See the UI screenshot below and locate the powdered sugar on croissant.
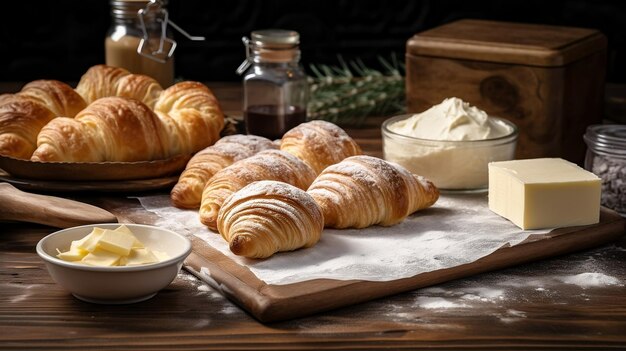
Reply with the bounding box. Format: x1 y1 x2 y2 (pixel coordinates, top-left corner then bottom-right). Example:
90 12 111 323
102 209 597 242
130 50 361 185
307 155 439 228
171 134 277 209
280 120 362 174
217 180 323 258
199 149 316 231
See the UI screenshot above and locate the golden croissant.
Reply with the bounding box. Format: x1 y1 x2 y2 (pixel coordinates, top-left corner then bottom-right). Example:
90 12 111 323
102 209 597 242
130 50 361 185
280 120 362 174
152 81 224 158
75 64 162 108
217 180 324 258
171 134 277 209
31 97 167 162
0 80 86 159
199 149 317 231
307 155 439 228
31 81 224 162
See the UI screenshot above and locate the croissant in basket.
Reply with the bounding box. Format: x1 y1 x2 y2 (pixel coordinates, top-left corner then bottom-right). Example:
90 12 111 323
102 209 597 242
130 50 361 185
31 81 224 162
217 180 324 259
307 155 439 229
75 64 163 108
0 80 87 159
171 134 277 209
1 64 224 162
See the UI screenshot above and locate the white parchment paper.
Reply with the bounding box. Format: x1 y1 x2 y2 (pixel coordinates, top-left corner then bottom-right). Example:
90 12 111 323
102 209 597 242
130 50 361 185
137 194 551 285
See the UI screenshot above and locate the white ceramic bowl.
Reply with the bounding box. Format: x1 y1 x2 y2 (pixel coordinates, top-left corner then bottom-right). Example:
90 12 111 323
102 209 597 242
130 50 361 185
36 223 192 304
382 114 518 192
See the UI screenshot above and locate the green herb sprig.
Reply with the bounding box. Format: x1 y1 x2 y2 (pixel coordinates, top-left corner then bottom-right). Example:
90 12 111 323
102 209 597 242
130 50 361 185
307 54 406 126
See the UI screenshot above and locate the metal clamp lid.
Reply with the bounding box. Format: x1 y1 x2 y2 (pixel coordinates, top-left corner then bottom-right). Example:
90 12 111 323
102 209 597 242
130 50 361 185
236 29 301 75
137 0 205 63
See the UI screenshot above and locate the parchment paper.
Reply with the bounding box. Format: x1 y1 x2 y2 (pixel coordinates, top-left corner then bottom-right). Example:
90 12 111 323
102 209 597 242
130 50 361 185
137 194 551 285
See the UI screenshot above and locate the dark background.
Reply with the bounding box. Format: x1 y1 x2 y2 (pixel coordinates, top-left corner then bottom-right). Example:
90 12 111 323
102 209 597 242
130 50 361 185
1 0 625 83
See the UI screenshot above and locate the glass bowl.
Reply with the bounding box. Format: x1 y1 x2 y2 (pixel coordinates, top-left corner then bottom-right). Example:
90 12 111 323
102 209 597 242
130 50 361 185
382 114 519 193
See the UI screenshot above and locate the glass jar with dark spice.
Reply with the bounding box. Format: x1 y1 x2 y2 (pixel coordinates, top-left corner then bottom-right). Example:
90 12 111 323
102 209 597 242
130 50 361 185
237 29 308 140
583 124 626 216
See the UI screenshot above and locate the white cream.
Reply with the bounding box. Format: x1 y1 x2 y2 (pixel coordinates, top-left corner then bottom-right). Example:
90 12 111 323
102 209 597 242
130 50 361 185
388 97 512 141
383 98 517 190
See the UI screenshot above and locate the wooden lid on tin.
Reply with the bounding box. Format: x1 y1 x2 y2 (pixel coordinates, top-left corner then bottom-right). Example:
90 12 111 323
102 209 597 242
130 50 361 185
407 19 606 67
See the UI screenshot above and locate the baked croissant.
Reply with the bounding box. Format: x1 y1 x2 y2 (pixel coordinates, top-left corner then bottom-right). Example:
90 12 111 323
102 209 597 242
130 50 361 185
171 134 277 209
75 65 163 108
280 120 362 174
18 80 87 117
0 80 86 159
152 81 224 157
31 81 224 162
307 155 439 228
31 97 167 162
217 180 324 258
199 149 317 231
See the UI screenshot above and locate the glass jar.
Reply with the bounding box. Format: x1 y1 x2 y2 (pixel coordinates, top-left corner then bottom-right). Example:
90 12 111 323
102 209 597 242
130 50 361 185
105 0 175 87
583 124 626 216
237 29 308 140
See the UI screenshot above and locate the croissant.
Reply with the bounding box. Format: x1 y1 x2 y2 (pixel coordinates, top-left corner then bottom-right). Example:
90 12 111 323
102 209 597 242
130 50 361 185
280 120 362 174
0 80 86 159
199 149 317 231
31 81 224 162
307 155 439 229
152 81 224 157
217 180 324 258
75 65 163 108
171 134 277 209
31 97 167 162
18 80 87 117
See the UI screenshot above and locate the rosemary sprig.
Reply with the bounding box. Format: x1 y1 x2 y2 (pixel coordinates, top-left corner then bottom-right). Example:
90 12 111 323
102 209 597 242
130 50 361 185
307 54 406 126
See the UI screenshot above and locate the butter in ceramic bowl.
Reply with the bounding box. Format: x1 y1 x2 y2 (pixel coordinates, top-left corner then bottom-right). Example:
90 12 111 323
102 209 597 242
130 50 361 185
37 223 191 304
382 97 518 192
55 225 169 266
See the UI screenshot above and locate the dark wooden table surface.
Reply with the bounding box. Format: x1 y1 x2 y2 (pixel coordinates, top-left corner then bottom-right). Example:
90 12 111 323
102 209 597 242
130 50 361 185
1 83 626 350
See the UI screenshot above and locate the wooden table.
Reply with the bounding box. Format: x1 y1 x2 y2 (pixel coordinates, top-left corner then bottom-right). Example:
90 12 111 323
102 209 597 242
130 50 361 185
2 83 626 350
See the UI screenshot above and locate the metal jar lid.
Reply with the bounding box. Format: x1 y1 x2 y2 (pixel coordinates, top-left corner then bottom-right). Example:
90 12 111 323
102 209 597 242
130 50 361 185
251 29 300 47
236 29 302 74
584 124 626 157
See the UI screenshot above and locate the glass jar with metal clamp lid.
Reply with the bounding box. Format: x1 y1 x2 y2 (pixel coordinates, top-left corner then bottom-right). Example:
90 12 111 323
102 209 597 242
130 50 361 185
584 124 626 216
105 0 204 87
237 29 308 139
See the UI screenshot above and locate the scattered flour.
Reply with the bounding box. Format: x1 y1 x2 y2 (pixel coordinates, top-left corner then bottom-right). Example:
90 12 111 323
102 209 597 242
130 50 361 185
556 272 622 288
498 309 527 323
415 296 469 309
197 285 211 292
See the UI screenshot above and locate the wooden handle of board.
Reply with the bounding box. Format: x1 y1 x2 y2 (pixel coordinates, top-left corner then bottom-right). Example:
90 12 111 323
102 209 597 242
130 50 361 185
0 182 118 228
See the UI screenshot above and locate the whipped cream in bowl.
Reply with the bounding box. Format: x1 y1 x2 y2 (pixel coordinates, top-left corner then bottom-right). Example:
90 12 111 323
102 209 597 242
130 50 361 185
382 97 518 192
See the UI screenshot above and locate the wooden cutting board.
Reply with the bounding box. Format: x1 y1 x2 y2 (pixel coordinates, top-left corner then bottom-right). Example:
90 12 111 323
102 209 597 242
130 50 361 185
110 199 625 323
183 208 625 322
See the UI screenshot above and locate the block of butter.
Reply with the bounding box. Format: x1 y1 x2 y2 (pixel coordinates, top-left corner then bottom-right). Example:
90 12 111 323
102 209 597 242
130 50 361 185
488 158 601 230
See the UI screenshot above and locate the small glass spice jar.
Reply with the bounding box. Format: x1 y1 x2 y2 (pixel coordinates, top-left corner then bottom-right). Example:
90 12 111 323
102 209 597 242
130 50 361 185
237 29 308 140
106 0 175 87
583 124 626 216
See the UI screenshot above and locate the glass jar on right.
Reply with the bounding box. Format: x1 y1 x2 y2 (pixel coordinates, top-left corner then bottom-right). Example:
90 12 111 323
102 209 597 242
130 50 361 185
583 124 626 216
